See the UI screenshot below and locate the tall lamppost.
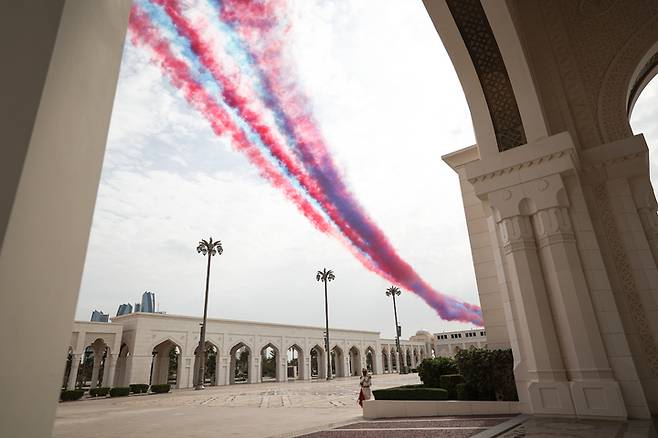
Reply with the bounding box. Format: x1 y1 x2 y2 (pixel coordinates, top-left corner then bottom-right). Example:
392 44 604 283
386 286 403 374
195 237 223 390
316 268 335 381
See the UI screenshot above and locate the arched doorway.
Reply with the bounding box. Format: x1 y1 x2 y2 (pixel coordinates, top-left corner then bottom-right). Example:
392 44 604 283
229 343 251 384
78 338 109 390
330 346 344 377
348 346 361 376
382 349 389 373
193 342 219 387
365 347 375 373
310 345 324 379
260 344 279 382
150 339 181 388
391 349 398 372
405 349 412 371
287 345 303 380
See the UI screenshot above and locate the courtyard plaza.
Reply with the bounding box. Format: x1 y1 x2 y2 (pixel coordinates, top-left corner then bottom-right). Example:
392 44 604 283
53 373 418 438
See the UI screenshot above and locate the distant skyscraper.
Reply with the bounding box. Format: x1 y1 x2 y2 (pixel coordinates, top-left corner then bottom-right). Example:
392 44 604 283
134 303 141 312
116 303 133 316
141 291 156 313
90 310 109 322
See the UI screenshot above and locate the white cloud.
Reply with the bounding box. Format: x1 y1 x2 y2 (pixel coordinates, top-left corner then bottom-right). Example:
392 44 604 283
78 0 481 338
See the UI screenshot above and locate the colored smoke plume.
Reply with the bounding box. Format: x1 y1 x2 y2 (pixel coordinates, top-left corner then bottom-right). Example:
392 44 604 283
128 0 483 326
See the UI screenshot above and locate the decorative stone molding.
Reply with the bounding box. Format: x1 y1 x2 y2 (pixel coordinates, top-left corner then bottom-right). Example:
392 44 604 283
446 0 526 152
467 150 572 185
592 183 658 377
597 12 658 143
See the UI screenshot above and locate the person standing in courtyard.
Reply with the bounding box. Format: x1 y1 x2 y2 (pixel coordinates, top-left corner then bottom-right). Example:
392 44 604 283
358 368 372 407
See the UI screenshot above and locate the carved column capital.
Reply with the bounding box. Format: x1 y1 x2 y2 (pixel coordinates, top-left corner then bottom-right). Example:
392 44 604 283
532 207 575 248
498 215 535 254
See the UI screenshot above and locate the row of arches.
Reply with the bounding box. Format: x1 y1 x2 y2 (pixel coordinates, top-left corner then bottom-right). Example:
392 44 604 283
63 337 427 390
150 339 381 386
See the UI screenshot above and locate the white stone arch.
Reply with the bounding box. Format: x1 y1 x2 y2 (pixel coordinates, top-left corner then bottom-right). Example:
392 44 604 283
286 343 304 380
598 21 658 142
381 346 390 373
229 342 252 385
193 340 220 387
309 344 326 379
348 345 361 376
259 342 281 382
330 345 345 377
364 346 376 374
150 338 183 388
79 338 110 389
423 0 547 160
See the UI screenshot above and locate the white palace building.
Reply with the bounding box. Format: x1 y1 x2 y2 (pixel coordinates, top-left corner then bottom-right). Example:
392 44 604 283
63 313 485 390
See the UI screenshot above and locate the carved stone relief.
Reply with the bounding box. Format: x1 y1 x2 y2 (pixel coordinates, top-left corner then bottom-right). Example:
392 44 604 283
592 184 658 376
446 0 527 152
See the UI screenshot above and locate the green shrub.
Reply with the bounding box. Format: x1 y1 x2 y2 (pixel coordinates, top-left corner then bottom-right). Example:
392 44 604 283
129 384 149 394
89 387 110 397
417 357 458 388
439 374 464 399
60 389 85 402
109 387 130 397
456 383 467 400
150 384 171 394
410 368 418 373
454 348 518 401
373 385 448 401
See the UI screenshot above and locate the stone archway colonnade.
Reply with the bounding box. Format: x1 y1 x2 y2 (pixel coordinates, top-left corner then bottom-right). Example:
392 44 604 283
64 313 429 390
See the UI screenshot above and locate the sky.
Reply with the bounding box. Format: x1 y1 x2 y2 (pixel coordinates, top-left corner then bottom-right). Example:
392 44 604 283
76 0 658 340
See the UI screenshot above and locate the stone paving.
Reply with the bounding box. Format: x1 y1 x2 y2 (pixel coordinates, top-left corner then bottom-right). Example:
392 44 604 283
295 416 514 438
52 373 420 438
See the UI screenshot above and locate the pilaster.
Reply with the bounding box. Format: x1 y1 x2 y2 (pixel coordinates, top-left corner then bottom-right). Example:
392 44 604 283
67 354 80 390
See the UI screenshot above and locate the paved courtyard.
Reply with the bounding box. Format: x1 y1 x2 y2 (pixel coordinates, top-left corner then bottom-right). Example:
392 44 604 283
53 373 420 438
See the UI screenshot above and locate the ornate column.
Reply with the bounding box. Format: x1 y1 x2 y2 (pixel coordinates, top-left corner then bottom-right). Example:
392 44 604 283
102 354 116 388
494 210 574 416
90 349 102 389
533 205 626 418
67 354 80 390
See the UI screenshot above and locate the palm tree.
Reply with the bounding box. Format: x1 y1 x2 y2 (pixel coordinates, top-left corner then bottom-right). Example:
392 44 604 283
317 268 335 380
386 286 403 374
195 237 223 389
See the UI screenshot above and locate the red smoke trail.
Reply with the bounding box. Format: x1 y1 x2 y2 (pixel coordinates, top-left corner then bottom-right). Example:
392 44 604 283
128 4 332 235
218 0 483 325
149 0 386 276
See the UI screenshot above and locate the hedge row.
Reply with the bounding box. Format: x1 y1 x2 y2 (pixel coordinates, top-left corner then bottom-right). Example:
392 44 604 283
60 390 85 402
110 387 130 397
89 387 110 397
150 384 171 394
373 385 448 401
61 384 171 401
130 384 149 394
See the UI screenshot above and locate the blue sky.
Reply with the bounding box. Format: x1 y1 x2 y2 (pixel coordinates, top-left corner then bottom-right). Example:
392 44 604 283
76 0 658 340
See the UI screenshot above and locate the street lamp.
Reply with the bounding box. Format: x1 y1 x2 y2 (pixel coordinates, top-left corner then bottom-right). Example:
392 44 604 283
316 268 335 381
195 237 223 390
385 286 403 374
